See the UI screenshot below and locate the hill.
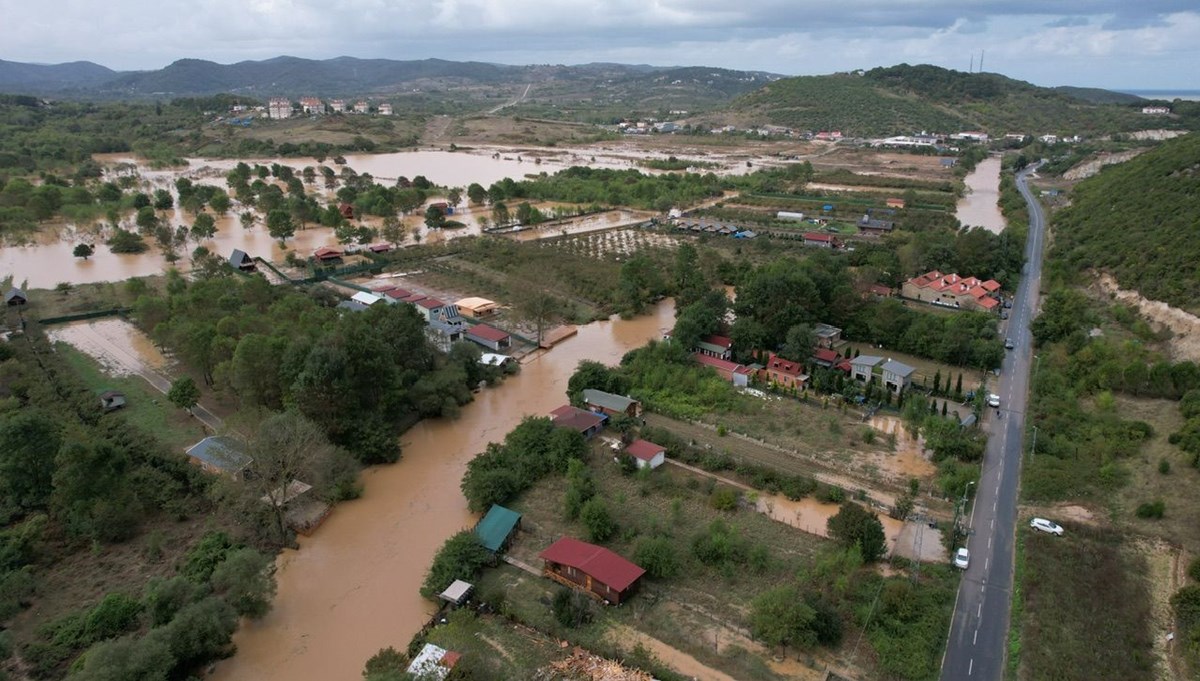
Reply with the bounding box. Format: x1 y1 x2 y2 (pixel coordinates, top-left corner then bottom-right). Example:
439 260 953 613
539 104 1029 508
1051 132 1200 313
0 58 118 91
730 64 1180 137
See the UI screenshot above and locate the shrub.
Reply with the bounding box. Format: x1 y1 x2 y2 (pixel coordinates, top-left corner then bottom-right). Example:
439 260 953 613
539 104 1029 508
580 498 617 543
1135 500 1165 519
1159 459 1171 475
709 487 739 511
826 502 886 562
633 537 680 579
552 589 593 628
1188 557 1200 584
419 531 491 599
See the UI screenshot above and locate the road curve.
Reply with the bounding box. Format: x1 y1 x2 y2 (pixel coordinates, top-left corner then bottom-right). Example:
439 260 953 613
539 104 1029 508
940 163 1046 681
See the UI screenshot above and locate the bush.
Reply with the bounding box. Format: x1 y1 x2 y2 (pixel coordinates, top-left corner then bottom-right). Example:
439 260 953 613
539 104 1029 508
419 531 491 599
1190 557 1200 584
1135 500 1165 519
82 593 143 644
826 502 886 562
179 532 236 583
552 589 593 628
580 498 617 542
709 487 739 511
633 537 681 579
1159 458 1171 475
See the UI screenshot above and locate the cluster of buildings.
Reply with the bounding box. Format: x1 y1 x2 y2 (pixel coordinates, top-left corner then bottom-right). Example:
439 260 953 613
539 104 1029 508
901 270 1002 313
690 327 920 396
264 97 393 120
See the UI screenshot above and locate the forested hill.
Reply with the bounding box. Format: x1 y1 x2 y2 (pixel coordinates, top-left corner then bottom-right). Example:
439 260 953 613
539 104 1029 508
730 64 1180 137
1051 132 1200 313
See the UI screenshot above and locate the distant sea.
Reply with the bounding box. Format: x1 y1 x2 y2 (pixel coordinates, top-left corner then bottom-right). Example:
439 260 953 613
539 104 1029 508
1115 89 1200 102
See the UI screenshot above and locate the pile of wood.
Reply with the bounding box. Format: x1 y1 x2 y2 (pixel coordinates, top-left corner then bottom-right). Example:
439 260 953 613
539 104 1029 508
537 647 656 681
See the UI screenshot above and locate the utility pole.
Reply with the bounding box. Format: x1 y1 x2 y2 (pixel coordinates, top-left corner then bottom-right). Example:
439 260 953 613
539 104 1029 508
951 481 976 546
1030 425 1038 460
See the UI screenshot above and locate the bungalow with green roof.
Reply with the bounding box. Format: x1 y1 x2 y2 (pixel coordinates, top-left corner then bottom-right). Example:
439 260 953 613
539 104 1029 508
582 388 641 418
474 504 522 554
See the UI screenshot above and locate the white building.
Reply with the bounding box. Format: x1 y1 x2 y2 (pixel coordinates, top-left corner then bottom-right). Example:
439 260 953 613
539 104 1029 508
353 101 370 114
267 98 292 120
377 103 393 115
329 99 347 113
1142 106 1171 115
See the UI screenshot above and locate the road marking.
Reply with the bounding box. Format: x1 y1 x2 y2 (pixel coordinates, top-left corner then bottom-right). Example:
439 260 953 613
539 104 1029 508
986 557 990 570
977 603 982 618
993 500 997 512
974 629 978 645
990 518 994 529
989 536 993 549
969 658 974 675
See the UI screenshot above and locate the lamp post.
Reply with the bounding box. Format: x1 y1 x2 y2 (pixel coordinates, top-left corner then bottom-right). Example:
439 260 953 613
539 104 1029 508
1030 425 1038 460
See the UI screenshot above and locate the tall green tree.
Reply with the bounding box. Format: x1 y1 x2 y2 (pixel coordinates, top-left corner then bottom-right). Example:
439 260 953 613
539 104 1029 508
266 209 295 243
167 377 200 412
0 410 62 514
826 501 887 562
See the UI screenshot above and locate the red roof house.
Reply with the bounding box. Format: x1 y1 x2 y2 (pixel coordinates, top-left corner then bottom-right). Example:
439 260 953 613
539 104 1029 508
338 203 355 220
764 352 808 389
466 323 511 351
696 334 733 359
902 270 1002 312
540 537 646 604
694 353 754 386
313 246 344 262
624 439 666 470
550 406 605 439
382 287 414 300
803 232 842 249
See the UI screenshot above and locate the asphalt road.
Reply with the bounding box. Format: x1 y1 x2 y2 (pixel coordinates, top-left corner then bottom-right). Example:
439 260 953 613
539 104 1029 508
940 163 1046 681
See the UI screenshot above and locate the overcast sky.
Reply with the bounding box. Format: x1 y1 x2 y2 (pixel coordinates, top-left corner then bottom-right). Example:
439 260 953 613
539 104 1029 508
4 1 1198 90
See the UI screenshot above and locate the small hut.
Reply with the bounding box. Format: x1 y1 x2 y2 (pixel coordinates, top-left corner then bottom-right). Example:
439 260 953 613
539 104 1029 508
99 390 126 412
4 288 27 306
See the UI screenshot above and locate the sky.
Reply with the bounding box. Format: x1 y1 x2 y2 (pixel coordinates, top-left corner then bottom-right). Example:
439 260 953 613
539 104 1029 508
3 0 1198 90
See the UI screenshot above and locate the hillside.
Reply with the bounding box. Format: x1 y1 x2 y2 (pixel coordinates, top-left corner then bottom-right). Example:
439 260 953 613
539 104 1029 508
730 64 1181 137
0 58 118 91
1051 132 1200 313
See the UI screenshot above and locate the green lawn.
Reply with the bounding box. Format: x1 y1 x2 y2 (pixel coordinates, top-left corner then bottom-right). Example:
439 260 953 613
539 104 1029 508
56 343 208 452
422 608 567 679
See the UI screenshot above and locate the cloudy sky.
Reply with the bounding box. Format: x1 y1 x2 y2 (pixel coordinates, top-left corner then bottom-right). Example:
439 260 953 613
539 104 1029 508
4 0 1198 90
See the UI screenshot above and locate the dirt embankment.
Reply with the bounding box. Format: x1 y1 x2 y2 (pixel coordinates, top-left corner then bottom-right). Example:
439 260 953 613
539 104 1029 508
1063 149 1146 181
1093 272 1200 362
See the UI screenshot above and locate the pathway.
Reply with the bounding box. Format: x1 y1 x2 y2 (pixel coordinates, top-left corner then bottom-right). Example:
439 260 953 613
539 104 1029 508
487 83 533 115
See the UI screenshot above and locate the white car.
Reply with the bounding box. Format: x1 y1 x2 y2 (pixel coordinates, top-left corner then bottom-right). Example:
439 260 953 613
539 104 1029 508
1029 518 1065 536
954 547 970 569
987 393 1001 408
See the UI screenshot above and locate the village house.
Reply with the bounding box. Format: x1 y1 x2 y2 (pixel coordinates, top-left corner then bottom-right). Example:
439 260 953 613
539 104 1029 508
582 389 642 418
312 246 344 263
813 323 842 349
1141 106 1171 115
474 504 522 554
867 284 894 299
811 348 851 372
539 536 646 605
763 352 808 390
4 288 27 306
623 439 666 470
299 97 323 114
550 405 606 439
465 323 511 351
368 243 392 254
267 98 292 119
406 643 462 680
694 353 754 387
696 334 733 360
950 131 990 142
185 436 253 481
456 296 499 319
350 291 385 307
99 390 126 412
880 359 916 394
857 215 895 235
803 232 842 249
338 202 355 220
378 103 394 115
426 319 466 351
902 270 1001 313
939 157 957 168
886 198 906 209
353 101 370 114
328 99 347 113
413 297 451 322
229 249 255 272
850 355 884 383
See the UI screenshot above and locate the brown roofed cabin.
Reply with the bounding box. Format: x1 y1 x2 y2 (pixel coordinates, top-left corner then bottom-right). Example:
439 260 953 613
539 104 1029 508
313 246 344 263
540 537 646 605
549 405 606 439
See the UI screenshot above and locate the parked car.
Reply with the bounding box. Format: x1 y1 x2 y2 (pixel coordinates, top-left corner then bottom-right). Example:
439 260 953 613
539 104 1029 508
1000 311 1009 320
987 393 1001 408
1005 338 1015 349
954 547 970 569
1029 518 1065 536
1004 299 1013 309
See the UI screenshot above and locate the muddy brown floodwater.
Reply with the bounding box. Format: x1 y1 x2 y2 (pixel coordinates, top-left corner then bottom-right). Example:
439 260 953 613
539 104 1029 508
208 300 676 681
955 156 1006 234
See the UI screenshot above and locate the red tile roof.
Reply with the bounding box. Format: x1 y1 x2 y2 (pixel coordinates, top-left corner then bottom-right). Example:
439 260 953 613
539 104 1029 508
549 405 605 434
382 288 414 299
368 243 392 253
415 298 445 309
981 280 1001 292
869 284 893 296
539 537 646 593
812 348 841 364
701 334 732 350
803 232 834 242
440 651 461 669
624 439 665 462
467 324 509 343
695 353 744 374
401 293 428 303
767 353 805 378
313 246 343 259
976 296 1000 309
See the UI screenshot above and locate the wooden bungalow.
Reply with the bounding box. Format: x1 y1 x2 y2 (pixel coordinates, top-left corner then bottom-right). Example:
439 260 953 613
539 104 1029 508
581 388 641 418
229 249 256 272
549 405 606 439
540 537 646 605
474 504 522 554
313 246 344 263
4 288 26 306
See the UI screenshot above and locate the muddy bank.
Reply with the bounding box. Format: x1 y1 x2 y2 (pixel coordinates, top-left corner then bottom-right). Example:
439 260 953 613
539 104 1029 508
208 300 675 681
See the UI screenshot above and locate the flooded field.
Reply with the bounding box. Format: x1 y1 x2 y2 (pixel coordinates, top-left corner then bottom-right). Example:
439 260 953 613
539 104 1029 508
955 156 1006 234
208 299 676 681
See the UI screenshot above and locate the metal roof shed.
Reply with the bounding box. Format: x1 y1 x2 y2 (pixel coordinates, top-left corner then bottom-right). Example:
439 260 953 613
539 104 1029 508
474 505 522 553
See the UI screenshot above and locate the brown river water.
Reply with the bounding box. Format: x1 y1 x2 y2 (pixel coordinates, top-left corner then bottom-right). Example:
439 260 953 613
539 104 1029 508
208 299 676 681
954 156 1006 234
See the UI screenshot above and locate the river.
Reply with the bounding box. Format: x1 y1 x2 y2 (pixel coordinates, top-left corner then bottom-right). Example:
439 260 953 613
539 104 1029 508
208 299 676 681
954 156 1006 234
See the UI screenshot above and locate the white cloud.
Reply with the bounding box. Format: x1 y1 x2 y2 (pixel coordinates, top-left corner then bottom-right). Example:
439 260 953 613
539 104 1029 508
0 0 1195 87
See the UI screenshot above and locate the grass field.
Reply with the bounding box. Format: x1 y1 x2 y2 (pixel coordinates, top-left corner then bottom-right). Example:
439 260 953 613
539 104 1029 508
56 343 208 452
421 608 568 678
1015 522 1155 681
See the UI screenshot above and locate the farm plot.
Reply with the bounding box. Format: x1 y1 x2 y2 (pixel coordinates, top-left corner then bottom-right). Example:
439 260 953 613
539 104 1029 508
547 228 679 259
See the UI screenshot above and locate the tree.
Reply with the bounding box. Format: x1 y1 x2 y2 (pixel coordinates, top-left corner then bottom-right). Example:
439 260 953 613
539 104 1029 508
239 211 255 230
567 360 629 403
492 201 510 226
447 188 462 207
363 647 409 680
781 323 816 363
210 547 277 618
167 377 200 412
73 243 95 260
673 242 708 307
159 597 237 672
563 458 595 521
826 501 887 562
135 205 158 233
750 585 818 651
190 212 217 241
419 531 491 599
266 209 295 243
514 288 560 346
153 188 174 211
633 536 680 578
381 215 404 245
580 498 616 542
424 205 445 230
142 576 205 627
0 410 62 514
209 191 232 215
467 183 487 206
71 633 174 681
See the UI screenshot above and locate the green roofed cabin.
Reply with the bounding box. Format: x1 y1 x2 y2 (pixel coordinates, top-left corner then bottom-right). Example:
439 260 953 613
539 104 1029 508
474 504 522 554
186 435 253 481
